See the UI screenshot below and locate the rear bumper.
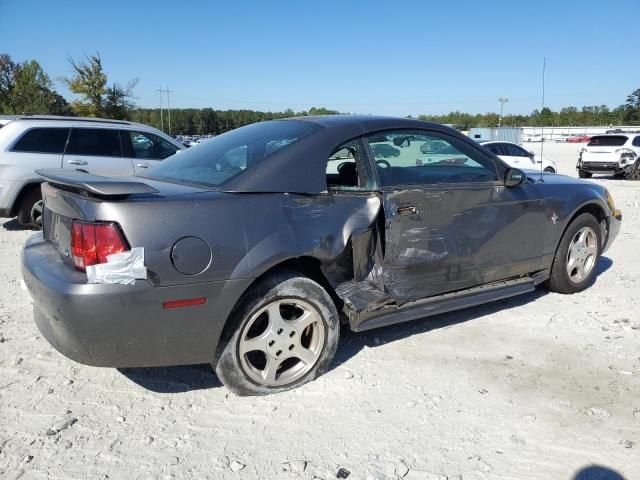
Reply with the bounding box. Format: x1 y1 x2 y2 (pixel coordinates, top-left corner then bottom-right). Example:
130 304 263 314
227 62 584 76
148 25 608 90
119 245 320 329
22 234 251 368
578 161 626 174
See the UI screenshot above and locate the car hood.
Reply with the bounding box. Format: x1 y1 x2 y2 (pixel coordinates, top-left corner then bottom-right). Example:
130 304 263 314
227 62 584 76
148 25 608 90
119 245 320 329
521 169 598 186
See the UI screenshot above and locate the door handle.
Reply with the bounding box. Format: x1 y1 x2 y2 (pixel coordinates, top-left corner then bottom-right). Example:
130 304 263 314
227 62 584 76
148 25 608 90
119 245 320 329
397 205 417 216
67 159 88 166
137 163 150 168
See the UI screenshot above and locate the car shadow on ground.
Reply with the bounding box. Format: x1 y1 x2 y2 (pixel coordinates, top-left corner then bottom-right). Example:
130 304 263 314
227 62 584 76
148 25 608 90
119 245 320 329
573 465 626 480
1 218 38 231
118 363 221 393
119 256 613 393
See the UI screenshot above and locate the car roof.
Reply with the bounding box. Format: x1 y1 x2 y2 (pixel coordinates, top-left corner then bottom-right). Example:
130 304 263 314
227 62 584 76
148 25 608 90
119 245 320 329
221 115 477 194
287 114 447 134
9 115 149 129
1 115 182 147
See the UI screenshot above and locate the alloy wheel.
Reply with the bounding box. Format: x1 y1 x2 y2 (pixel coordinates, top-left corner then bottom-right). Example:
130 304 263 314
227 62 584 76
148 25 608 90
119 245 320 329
566 226 597 283
238 299 325 387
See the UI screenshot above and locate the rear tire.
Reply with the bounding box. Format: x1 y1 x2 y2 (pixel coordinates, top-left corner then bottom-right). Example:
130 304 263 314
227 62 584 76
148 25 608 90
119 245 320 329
16 188 43 228
546 213 601 294
578 169 592 178
214 271 340 396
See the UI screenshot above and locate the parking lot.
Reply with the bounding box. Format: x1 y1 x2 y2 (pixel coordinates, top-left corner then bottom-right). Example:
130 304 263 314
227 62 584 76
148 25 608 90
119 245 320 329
0 142 638 479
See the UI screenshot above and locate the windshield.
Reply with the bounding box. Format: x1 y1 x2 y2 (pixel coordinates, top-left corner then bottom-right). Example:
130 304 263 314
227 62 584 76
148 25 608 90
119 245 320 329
587 135 628 147
143 120 321 188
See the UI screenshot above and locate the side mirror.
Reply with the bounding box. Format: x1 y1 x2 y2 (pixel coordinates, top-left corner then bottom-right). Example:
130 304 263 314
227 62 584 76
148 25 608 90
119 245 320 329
505 168 526 187
528 151 535 159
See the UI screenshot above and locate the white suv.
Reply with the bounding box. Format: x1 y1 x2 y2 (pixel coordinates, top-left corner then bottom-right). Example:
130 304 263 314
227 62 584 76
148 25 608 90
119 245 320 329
0 116 184 227
577 134 640 179
480 140 558 173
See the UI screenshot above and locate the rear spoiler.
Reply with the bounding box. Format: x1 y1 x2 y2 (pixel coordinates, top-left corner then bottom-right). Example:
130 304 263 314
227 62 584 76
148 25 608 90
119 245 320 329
36 169 158 196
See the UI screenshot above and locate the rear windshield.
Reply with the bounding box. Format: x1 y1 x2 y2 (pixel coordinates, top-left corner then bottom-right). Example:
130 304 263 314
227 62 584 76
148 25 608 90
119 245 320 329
587 136 628 147
143 120 321 188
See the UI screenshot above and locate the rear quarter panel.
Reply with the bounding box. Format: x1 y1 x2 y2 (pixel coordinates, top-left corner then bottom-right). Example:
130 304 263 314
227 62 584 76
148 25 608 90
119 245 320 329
75 190 380 288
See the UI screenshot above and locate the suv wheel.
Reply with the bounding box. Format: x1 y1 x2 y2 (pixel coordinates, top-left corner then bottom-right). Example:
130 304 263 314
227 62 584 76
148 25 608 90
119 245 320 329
546 213 601 294
17 188 43 228
215 271 340 396
626 161 640 180
578 169 592 178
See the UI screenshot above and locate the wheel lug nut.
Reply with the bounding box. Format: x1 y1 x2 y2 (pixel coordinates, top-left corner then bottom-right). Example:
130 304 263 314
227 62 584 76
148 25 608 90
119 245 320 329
276 350 282 357
289 331 295 337
268 340 275 347
277 328 283 335
289 344 294 351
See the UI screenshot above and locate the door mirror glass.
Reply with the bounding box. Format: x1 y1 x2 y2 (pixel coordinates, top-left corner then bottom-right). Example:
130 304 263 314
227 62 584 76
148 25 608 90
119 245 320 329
528 151 535 159
505 168 526 187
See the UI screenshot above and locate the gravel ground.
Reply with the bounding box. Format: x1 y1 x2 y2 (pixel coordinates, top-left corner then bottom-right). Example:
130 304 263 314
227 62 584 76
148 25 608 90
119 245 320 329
0 142 639 480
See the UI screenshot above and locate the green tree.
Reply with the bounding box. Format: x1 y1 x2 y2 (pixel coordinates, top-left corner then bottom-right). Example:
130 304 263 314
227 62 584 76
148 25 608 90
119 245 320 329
103 80 138 119
623 88 640 122
63 53 137 118
0 53 72 115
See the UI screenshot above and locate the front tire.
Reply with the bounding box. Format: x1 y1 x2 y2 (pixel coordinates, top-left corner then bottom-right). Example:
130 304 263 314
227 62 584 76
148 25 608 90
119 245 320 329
626 162 640 180
546 213 601 294
544 167 556 173
578 169 592 179
215 271 340 396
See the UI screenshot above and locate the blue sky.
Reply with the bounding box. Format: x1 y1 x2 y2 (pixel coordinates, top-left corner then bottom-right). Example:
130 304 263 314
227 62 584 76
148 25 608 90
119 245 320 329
1 0 638 116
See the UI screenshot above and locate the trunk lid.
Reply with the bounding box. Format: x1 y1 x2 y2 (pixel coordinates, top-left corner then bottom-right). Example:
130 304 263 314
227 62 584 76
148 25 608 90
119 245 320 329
38 169 211 264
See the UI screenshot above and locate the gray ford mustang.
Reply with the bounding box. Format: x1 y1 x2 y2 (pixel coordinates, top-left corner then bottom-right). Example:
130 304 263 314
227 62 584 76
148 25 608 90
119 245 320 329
22 115 622 395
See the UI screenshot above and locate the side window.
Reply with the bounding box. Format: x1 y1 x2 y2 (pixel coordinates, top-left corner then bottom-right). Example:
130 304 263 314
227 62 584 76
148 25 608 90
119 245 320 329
484 143 504 156
633 136 640 147
326 141 362 190
365 130 498 187
126 131 178 160
503 144 529 157
66 129 122 157
12 128 70 154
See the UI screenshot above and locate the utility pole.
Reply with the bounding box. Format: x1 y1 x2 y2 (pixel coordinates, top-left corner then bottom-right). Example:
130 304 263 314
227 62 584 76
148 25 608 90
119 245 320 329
165 87 173 135
156 87 173 135
156 87 164 132
498 97 509 127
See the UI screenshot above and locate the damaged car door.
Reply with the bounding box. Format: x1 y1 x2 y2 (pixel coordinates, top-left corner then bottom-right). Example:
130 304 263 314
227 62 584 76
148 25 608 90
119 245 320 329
365 130 547 302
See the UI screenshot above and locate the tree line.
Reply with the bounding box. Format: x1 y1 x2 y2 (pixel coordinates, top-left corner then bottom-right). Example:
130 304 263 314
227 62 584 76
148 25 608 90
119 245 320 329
1 52 639 135
417 102 640 131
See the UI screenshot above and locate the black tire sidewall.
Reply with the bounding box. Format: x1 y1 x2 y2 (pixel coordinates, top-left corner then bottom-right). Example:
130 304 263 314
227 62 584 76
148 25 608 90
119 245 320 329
215 272 340 396
548 213 602 294
17 188 42 226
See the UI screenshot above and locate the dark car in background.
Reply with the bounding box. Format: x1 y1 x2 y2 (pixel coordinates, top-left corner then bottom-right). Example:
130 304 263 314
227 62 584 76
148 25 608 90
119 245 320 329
22 116 621 395
371 143 400 158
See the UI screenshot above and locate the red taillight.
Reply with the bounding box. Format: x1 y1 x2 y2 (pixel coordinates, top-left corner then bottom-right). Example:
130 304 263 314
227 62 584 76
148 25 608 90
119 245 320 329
70 221 129 271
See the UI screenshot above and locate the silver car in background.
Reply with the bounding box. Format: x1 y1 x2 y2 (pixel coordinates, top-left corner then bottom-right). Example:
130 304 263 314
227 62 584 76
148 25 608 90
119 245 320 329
0 116 184 227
